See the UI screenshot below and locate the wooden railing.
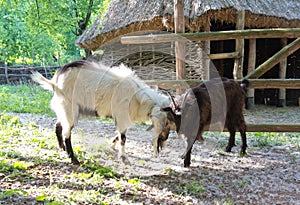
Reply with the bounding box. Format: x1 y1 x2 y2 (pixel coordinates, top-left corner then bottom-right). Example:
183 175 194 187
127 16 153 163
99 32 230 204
0 65 58 84
145 79 300 89
145 79 300 133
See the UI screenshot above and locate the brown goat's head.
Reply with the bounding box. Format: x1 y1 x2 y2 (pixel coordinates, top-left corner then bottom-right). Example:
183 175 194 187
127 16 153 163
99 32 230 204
160 92 184 133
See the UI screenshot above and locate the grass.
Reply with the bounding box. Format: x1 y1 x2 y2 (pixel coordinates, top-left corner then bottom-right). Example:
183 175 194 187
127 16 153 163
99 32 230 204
249 132 300 149
0 84 52 115
0 112 130 204
204 131 300 152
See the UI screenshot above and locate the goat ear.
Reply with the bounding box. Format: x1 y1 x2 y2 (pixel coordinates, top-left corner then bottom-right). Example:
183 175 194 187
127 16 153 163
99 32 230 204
160 107 177 122
161 106 181 116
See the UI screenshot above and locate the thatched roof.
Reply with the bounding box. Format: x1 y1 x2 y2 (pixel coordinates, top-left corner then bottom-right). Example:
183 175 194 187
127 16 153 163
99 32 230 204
76 0 300 51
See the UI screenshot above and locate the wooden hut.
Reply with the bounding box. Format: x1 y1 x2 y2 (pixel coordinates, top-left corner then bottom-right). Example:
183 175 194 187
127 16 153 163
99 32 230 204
76 0 300 106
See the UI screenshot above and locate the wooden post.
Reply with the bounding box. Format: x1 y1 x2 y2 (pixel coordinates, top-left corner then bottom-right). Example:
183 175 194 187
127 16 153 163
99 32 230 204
218 41 224 77
171 42 174 64
233 10 245 79
126 44 130 64
203 20 210 79
139 45 142 66
278 38 287 107
174 0 186 94
247 39 256 109
4 61 10 84
42 57 48 78
152 45 155 63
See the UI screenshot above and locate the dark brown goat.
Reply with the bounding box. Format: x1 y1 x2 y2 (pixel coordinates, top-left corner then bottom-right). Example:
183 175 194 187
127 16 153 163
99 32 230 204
162 78 250 167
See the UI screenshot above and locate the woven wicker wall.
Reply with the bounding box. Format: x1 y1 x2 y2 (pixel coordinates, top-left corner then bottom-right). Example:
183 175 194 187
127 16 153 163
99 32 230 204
100 40 204 80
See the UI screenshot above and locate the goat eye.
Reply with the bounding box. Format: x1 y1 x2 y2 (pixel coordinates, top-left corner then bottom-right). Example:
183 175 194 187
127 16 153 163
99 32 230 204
175 108 182 115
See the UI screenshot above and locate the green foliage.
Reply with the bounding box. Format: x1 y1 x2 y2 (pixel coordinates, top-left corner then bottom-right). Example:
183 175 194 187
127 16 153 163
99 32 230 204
185 182 206 194
82 159 118 179
0 0 110 65
250 132 300 148
0 84 52 115
0 189 28 200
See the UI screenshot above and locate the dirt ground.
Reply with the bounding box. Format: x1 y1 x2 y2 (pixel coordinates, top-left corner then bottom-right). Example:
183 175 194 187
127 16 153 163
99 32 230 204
12 105 300 204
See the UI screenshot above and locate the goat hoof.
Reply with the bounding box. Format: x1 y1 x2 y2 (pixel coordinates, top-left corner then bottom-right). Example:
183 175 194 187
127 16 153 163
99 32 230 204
71 158 80 165
225 146 232 152
120 155 130 165
153 151 159 158
196 135 205 141
240 152 247 157
60 145 66 151
240 148 247 156
110 142 118 150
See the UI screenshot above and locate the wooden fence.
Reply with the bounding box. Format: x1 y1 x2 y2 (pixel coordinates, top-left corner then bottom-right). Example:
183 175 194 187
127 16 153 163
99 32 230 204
0 65 59 84
145 79 300 90
0 65 299 132
145 79 300 132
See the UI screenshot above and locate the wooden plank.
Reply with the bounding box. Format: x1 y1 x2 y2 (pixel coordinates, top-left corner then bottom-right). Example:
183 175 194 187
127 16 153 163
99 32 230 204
121 28 300 44
203 124 300 132
245 124 300 132
233 10 245 80
245 38 300 79
209 52 238 60
146 79 300 90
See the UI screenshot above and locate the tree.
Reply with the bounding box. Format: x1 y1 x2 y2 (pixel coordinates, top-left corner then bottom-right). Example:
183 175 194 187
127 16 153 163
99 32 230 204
0 0 110 65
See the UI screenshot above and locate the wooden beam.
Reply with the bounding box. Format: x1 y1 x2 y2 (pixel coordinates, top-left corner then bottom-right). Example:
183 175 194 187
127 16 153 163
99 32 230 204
121 28 300 44
209 52 239 60
203 124 300 132
245 38 300 79
245 124 300 132
233 10 245 79
146 79 300 90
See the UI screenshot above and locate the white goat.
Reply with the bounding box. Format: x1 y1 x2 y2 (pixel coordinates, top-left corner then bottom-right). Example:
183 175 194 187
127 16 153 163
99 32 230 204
31 60 174 164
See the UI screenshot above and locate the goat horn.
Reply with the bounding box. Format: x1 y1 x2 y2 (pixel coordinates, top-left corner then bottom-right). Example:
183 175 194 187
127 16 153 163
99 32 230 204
159 88 178 109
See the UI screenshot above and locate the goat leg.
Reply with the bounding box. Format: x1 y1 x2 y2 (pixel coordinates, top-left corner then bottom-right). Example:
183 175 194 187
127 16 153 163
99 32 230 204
117 132 130 164
183 146 193 168
181 134 197 167
226 130 236 152
65 137 80 165
196 132 204 142
111 135 119 150
55 122 65 150
240 130 247 154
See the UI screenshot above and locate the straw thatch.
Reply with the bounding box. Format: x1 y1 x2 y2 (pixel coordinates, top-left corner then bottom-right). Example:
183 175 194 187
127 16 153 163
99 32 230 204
76 0 300 51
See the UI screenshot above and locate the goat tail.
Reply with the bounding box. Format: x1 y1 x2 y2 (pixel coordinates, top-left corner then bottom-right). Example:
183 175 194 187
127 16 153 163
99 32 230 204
240 79 250 92
31 71 56 92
